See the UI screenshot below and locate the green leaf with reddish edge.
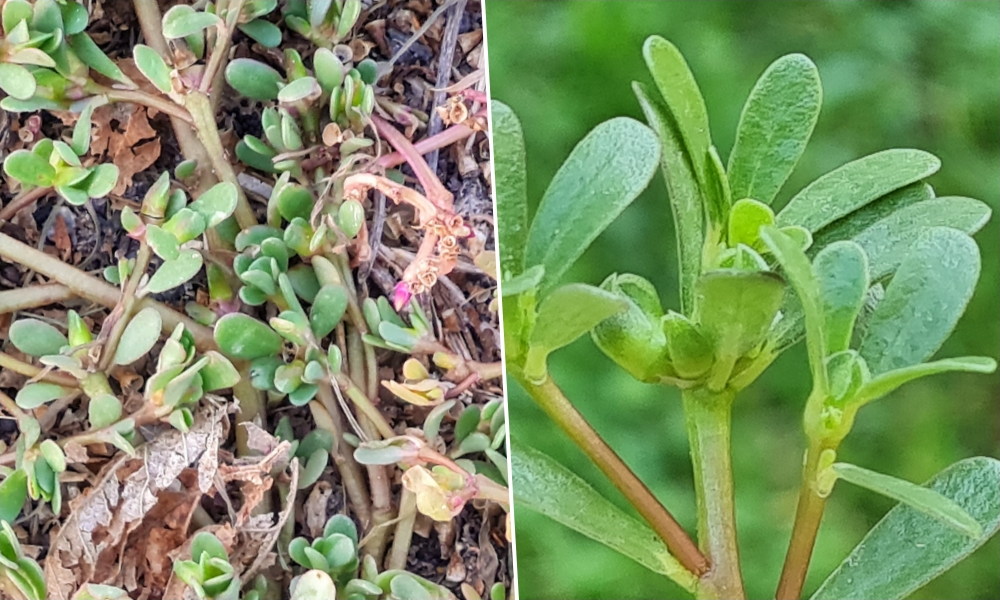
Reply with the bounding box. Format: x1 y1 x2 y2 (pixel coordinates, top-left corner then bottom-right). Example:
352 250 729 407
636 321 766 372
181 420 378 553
523 283 627 382
812 458 1000 600
859 227 979 374
525 118 659 290
113 307 162 365
777 149 940 232
214 313 283 360
9 318 67 357
225 58 284 100
3 149 56 187
161 5 221 39
133 44 171 94
510 440 697 591
0 62 36 100
145 249 203 294
728 53 822 205
15 382 69 409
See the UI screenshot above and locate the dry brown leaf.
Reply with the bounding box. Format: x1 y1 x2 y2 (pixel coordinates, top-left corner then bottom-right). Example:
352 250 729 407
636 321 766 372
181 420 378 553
43 406 226 599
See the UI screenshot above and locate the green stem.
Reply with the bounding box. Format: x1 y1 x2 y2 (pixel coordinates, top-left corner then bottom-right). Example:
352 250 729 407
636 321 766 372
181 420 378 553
0 232 215 349
518 373 708 576
0 284 75 313
185 91 257 229
775 441 830 600
312 389 373 524
0 352 78 388
96 241 152 371
683 388 745 600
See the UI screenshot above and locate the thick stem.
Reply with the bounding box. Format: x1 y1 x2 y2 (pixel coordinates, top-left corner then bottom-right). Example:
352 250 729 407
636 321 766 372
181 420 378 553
0 352 79 388
185 91 257 229
312 389 373 524
0 232 215 349
92 86 193 123
0 186 52 222
374 117 481 171
387 489 417 570
519 374 707 576
371 115 453 210
683 388 745 600
0 284 75 313
775 442 830 600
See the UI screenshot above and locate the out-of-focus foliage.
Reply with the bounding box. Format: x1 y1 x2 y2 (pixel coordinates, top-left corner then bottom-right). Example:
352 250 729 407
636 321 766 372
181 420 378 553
486 1 999 598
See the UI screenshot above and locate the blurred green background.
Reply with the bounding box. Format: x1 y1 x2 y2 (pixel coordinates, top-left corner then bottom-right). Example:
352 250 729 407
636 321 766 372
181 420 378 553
486 1 1000 599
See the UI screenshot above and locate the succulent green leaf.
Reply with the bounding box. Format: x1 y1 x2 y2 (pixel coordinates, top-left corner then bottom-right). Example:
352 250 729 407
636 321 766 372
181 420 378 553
524 284 627 382
4 149 56 187
814 241 868 355
15 382 68 409
84 163 118 198
276 183 314 222
9 318 67 357
859 227 979 374
310 284 348 339
662 311 714 379
225 58 283 100
336 199 364 238
0 62 36 100
777 149 941 232
511 441 697 591
133 44 172 94
313 47 344 92
812 458 1000 600
853 356 996 407
88 393 123 429
833 462 982 538
761 226 828 389
811 182 933 251
642 36 710 185
695 270 784 364
214 313 283 359
2 0 32 34
851 197 991 282
145 249 203 294
199 351 241 391
113 307 162 365
188 182 238 227
278 76 321 104
633 82 703 312
161 5 221 39
0 469 27 523
525 118 659 288
590 273 670 383
68 33 131 85
492 101 528 278
728 198 774 249
238 19 282 48
728 53 822 205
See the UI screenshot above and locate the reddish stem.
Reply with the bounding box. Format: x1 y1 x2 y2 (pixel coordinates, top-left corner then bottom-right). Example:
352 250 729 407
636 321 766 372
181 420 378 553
371 115 454 211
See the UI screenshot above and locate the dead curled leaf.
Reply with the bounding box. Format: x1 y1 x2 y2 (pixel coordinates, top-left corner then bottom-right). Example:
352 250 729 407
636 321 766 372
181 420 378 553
43 405 227 600
90 104 162 195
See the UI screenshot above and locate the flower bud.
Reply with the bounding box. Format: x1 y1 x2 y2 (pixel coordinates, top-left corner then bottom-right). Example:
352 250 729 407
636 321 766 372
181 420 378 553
661 311 714 379
590 273 671 383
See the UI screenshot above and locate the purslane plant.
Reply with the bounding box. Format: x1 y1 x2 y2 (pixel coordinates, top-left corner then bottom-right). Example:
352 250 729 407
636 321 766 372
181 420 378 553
497 36 999 600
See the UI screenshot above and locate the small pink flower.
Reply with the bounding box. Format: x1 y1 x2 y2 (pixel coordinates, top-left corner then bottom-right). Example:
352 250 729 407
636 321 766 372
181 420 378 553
393 281 413 310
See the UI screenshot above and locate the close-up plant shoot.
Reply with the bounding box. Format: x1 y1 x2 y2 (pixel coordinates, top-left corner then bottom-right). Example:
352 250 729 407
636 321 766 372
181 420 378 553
495 21 998 600
0 1 509 599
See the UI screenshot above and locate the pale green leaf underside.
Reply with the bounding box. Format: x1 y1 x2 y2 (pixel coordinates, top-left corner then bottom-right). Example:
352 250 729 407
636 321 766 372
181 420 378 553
859 227 979 374
833 462 982 538
728 53 822 205
492 101 529 279
634 82 702 313
777 149 940 232
525 118 660 288
812 457 1000 600
510 440 697 592
113 306 163 365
